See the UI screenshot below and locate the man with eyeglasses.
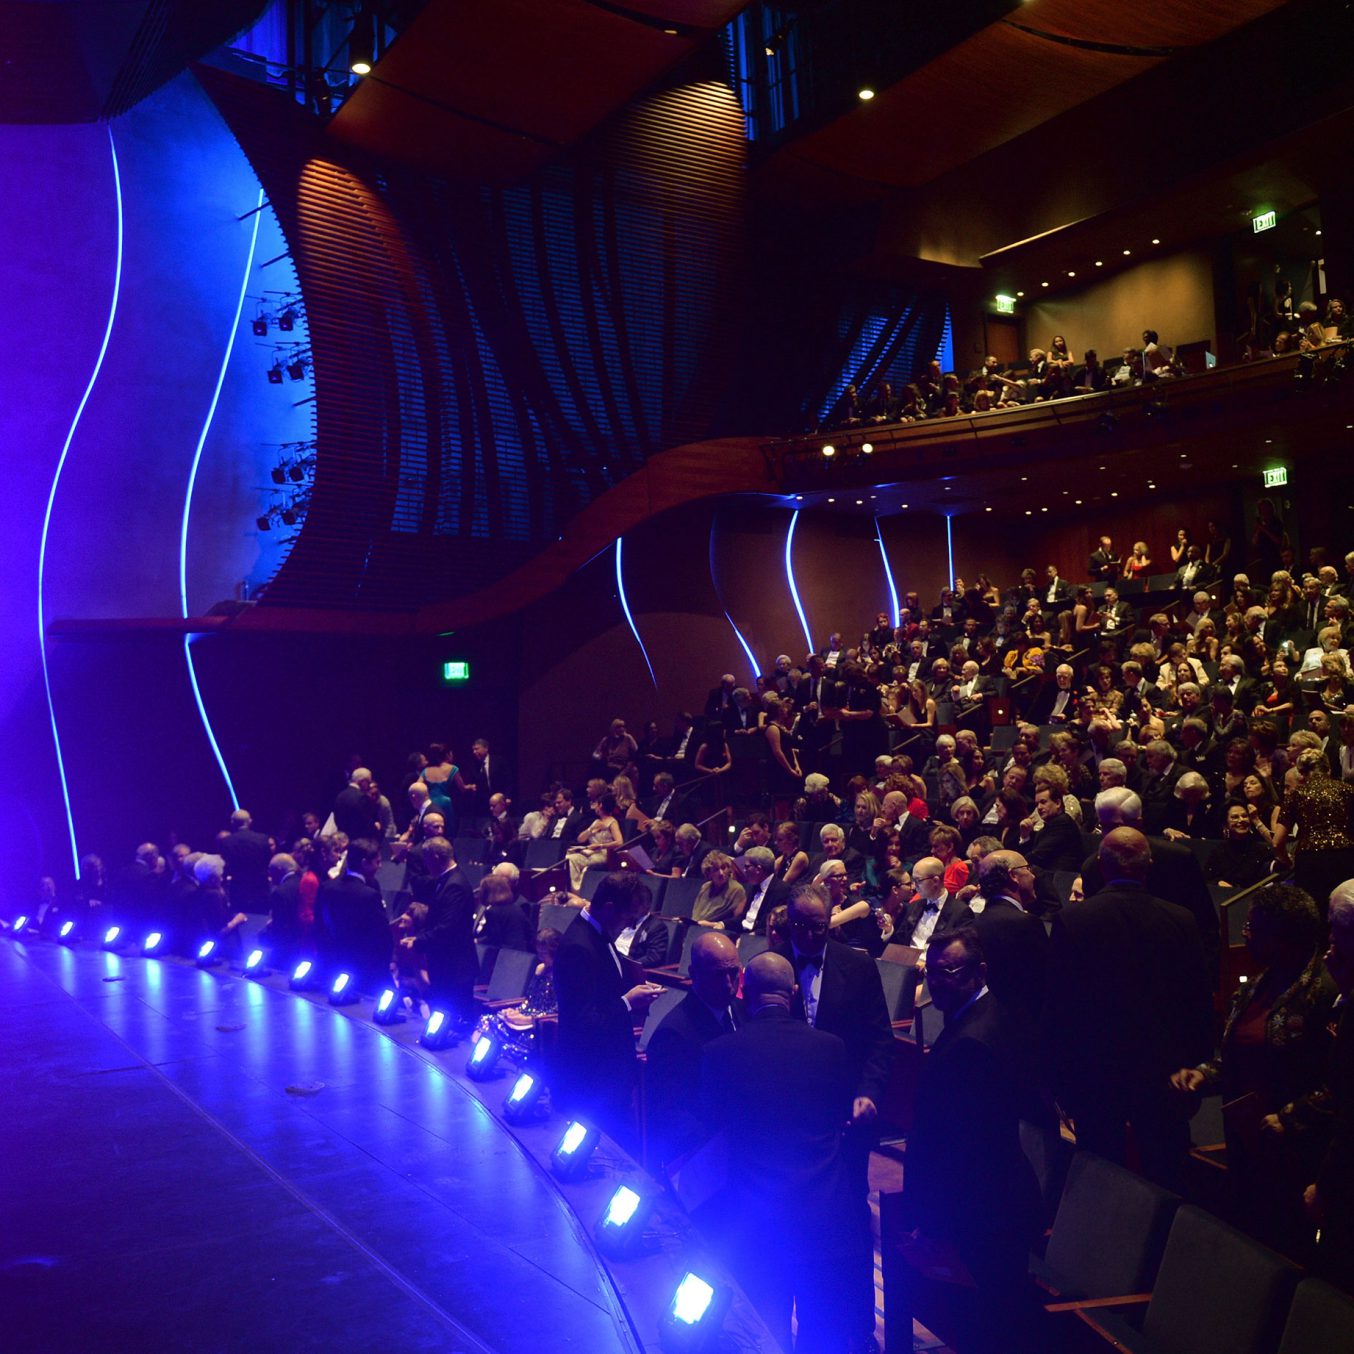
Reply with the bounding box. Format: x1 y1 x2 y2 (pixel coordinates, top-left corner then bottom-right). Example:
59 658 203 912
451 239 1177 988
777 884 894 1350
965 850 1049 1019
902 927 1043 1352
898 856 966 952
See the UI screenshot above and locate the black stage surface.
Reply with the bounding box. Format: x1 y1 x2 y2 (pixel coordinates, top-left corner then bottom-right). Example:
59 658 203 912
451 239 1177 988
0 937 667 1353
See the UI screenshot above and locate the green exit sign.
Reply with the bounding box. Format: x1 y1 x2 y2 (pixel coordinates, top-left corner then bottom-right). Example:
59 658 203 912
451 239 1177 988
994 293 1016 314
1252 210 1277 234
1263 466 1287 488
441 660 470 684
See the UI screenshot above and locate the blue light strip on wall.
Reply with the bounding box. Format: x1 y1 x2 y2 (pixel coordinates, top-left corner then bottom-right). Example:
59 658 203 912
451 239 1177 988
874 517 900 624
784 509 813 654
946 514 956 589
177 188 263 811
707 516 759 680
615 537 657 687
723 611 760 681
37 126 123 876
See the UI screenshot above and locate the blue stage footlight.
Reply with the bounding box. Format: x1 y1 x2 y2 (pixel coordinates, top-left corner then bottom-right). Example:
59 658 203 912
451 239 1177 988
420 1009 456 1050
142 930 164 954
596 1183 653 1258
550 1120 600 1180
196 940 220 967
242 948 269 977
101 925 122 950
11 914 30 934
465 1033 501 1081
373 989 405 1025
660 1272 729 1351
502 1070 545 1123
58 920 78 945
329 971 359 1006
289 959 321 991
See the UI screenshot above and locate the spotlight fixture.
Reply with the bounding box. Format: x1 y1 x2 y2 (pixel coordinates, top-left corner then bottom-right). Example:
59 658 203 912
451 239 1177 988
101 925 123 951
374 989 405 1026
243 948 268 977
277 308 297 333
329 971 359 1005
596 1184 654 1258
196 940 220 967
465 1033 502 1081
659 1272 730 1352
280 508 299 527
861 442 873 454
288 464 305 482
290 959 321 991
143 930 164 954
502 1070 546 1123
551 1120 600 1180
256 515 272 532
251 317 269 337
58 920 77 945
349 9 375 75
821 444 836 458
10 914 30 934
420 1009 456 1050
858 87 875 101
267 364 284 384
271 467 287 485
286 359 307 382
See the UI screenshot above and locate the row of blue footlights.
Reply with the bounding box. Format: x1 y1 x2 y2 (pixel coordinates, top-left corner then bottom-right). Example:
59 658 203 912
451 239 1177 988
4 915 726 1345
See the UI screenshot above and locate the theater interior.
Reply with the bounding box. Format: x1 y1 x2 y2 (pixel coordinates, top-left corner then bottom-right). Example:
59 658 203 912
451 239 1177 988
5 0 1354 1350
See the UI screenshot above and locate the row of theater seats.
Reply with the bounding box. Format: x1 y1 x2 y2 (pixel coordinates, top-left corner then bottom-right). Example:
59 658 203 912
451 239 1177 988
880 1147 1354 1354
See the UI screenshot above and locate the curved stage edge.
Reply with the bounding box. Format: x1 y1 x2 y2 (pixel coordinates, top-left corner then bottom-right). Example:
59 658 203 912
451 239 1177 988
0 935 776 1354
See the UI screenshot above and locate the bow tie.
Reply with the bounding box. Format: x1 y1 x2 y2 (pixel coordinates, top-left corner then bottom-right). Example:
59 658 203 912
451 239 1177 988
923 901 940 913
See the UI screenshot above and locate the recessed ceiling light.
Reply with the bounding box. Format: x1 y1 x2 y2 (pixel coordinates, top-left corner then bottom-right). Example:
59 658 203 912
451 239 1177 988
1020 476 1028 481
827 497 835 503
858 87 875 101
1151 238 1161 245
985 506 992 512
1067 271 1076 278
1074 498 1083 504
1040 506 1048 512
1095 260 1103 267
1110 491 1118 497
900 503 908 509
1316 229 1323 236
1265 439 1273 444
795 494 803 500
1025 510 1033 516
1016 290 1025 297
856 499 864 505
1123 249 1131 256
1041 281 1049 287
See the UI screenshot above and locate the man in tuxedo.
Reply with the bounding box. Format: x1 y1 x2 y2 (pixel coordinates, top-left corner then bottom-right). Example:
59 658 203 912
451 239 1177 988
1043 563 1072 611
665 712 698 778
467 737 508 812
966 851 1049 1019
1046 829 1213 1191
896 856 968 950
397 781 434 848
1216 654 1258 713
1120 659 1159 712
415 836 478 1021
1099 586 1134 643
334 768 382 842
545 787 587 843
645 931 742 1166
1296 575 1326 643
777 885 894 1346
553 873 663 1148
704 673 736 720
736 847 788 935
316 837 392 989
950 660 989 715
644 772 682 827
219 809 273 912
673 823 712 877
1078 786 1219 984
1176 549 1216 593
722 687 757 737
1028 663 1080 725
261 852 302 965
1307 883 1354 1289
882 790 931 860
1139 740 1185 835
1088 535 1121 582
1018 784 1084 871
700 952 860 1352
903 928 1044 1353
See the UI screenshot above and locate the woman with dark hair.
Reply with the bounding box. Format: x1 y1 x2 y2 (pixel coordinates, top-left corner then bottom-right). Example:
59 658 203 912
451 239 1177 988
693 720 733 809
566 791 623 890
1249 719 1285 788
1273 749 1354 911
1220 738 1255 801
1173 884 1336 1260
1241 773 1281 848
763 698 803 817
1208 802 1274 890
1170 527 1191 567
424 743 472 835
994 790 1028 851
1255 655 1299 729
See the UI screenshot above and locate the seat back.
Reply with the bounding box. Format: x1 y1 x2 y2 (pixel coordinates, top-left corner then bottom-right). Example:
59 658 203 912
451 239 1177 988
1019 1120 1073 1228
737 933 769 964
637 985 686 1050
677 925 701 977
1277 1278 1354 1354
660 876 703 919
537 901 579 936
484 947 535 1001
1143 1205 1299 1354
1043 1152 1179 1299
875 956 921 1021
523 838 565 870
453 835 487 865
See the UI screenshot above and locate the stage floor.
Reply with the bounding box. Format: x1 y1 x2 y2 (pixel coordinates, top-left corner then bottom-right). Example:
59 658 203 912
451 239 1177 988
0 939 642 1353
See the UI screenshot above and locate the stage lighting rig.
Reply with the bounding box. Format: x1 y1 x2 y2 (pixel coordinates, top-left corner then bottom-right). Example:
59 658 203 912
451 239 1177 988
502 1070 546 1123
659 1272 730 1351
550 1120 600 1180
329 972 360 1006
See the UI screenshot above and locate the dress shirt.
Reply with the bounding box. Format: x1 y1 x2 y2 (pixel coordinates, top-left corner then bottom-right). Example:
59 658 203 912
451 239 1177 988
1046 580 1060 603
908 892 948 950
654 791 675 821
742 877 772 932
1051 689 1072 719
583 908 630 1006
791 945 824 1026
1341 745 1354 782
673 728 693 760
550 815 569 839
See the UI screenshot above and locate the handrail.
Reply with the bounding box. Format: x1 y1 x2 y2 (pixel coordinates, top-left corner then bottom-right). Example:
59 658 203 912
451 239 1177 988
1218 868 1285 910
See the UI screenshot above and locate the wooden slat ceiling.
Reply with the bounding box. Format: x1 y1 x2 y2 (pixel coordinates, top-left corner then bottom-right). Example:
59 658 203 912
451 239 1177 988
757 0 1293 203
326 0 750 182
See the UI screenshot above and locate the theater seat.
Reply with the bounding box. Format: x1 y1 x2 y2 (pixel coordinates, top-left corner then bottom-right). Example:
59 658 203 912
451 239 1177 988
737 933 768 963
875 956 920 1022
454 835 487 865
1277 1278 1354 1354
1034 1152 1179 1300
523 838 566 870
660 876 703 919
483 947 534 1001
537 900 579 936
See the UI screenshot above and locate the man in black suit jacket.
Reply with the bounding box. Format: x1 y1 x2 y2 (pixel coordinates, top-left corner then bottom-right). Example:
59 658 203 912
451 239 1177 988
552 873 663 1149
735 848 788 935
672 825 712 878
316 837 392 989
415 837 479 1018
1088 537 1121 583
1045 829 1213 1191
894 856 968 950
777 884 894 1346
905 928 1044 1353
333 769 382 843
262 851 303 965
704 674 736 720
645 932 742 1166
700 952 860 1353
1018 784 1084 871
219 810 273 912
1042 564 1073 611
1080 786 1220 982
966 851 1050 1020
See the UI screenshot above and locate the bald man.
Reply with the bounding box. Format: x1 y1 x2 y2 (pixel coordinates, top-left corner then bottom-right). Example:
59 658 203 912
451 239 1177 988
700 952 858 1351
645 933 743 1165
1044 828 1212 1190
